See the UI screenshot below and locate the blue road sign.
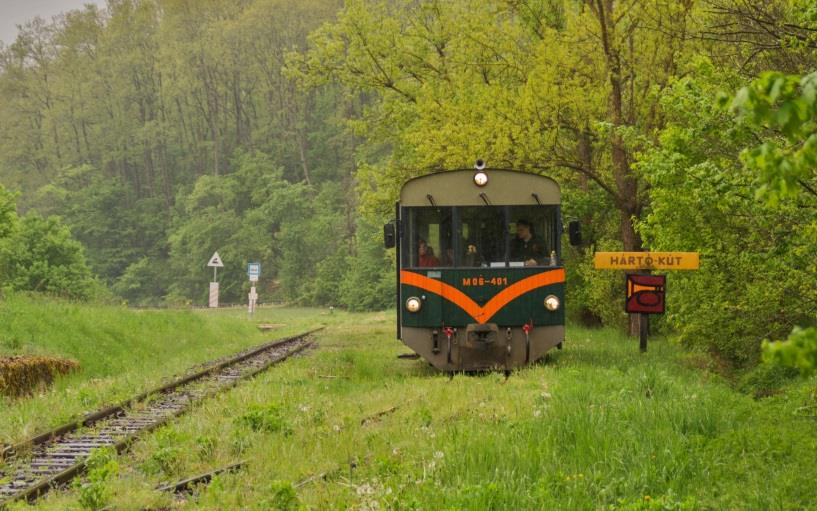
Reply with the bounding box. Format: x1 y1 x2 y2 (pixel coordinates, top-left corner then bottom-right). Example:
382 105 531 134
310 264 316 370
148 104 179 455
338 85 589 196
248 262 261 277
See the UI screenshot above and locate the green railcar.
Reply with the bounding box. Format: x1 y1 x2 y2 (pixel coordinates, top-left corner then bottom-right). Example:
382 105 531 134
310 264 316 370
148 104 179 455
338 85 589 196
385 164 580 371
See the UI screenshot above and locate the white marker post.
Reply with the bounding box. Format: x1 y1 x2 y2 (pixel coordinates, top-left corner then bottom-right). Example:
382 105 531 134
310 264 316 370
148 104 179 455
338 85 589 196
247 263 260 315
207 252 224 308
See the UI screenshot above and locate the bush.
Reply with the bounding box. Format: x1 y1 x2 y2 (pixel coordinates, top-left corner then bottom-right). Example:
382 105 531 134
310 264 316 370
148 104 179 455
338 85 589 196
636 65 817 367
338 220 393 311
0 214 99 299
0 184 16 239
763 326 817 377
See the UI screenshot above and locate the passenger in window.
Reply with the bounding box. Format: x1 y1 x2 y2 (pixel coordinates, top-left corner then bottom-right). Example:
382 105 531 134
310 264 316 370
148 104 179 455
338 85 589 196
510 219 546 266
463 242 482 267
418 239 440 267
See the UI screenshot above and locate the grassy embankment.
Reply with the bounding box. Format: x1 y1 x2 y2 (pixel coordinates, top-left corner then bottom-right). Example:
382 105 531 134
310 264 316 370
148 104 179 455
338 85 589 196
8 306 816 511
0 292 330 445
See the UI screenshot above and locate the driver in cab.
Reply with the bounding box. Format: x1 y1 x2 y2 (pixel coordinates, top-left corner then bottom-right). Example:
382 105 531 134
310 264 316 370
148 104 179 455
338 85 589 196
510 219 546 266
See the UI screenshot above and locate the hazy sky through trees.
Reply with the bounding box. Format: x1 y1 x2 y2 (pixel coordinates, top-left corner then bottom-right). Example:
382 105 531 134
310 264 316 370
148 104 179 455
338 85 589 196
0 0 104 45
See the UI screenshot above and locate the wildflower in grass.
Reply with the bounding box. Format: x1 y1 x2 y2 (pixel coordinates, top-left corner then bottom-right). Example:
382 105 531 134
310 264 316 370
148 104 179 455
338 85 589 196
332 424 341 432
298 403 310 413
533 409 542 418
356 483 375 496
433 450 444 460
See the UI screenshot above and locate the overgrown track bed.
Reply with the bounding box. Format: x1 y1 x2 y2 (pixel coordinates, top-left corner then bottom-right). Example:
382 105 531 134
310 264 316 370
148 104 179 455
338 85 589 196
0 329 321 507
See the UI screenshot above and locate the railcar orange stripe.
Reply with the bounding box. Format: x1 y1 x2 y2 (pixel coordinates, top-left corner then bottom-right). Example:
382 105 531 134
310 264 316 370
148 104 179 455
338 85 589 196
400 269 566 324
481 269 566 321
400 271 485 321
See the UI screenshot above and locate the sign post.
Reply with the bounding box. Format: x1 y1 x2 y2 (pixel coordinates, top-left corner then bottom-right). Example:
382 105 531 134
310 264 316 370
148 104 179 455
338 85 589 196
247 263 260 315
594 251 699 352
625 273 667 352
207 252 224 308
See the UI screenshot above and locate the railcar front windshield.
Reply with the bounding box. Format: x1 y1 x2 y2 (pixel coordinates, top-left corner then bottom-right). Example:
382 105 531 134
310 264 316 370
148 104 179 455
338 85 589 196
401 205 559 268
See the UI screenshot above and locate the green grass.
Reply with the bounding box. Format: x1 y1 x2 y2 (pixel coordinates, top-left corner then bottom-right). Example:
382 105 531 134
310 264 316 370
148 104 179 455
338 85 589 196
8 308 815 510
0 293 341 445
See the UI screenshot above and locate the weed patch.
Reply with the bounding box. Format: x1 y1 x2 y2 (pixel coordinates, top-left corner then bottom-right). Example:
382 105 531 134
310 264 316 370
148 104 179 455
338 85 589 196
73 447 118 511
236 403 292 435
0 356 79 397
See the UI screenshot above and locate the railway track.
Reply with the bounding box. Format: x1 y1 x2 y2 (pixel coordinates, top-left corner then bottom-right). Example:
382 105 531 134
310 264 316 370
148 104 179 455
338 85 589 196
0 329 320 507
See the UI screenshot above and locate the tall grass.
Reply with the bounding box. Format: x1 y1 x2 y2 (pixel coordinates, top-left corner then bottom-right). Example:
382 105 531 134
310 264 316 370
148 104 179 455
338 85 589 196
8 310 817 510
0 293 335 444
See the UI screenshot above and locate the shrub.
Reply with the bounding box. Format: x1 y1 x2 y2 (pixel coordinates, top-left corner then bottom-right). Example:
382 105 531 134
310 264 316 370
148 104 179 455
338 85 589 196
0 214 98 299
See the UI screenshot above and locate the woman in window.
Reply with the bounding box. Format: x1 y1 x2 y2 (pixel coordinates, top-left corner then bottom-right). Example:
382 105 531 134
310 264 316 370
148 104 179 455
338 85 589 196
418 239 440 267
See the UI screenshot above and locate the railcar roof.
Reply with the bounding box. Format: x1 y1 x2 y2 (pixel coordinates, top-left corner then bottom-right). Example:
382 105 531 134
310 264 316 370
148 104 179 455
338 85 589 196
399 169 560 206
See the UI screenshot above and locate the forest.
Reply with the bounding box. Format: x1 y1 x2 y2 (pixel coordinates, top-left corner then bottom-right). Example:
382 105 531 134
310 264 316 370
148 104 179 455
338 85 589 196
0 0 816 372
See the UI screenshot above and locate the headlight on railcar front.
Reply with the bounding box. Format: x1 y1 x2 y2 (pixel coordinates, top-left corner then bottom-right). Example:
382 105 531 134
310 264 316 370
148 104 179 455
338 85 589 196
406 296 422 313
544 295 560 311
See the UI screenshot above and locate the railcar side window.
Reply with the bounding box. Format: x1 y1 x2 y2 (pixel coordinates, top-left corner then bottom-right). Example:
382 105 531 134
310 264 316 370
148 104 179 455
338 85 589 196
402 207 453 268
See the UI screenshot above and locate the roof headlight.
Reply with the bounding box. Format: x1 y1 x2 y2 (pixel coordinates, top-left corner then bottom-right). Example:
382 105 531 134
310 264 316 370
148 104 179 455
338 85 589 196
473 171 488 187
406 296 422 313
544 295 560 311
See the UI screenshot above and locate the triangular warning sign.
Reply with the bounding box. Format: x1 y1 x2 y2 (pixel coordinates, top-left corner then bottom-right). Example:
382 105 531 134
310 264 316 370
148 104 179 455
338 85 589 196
207 251 224 268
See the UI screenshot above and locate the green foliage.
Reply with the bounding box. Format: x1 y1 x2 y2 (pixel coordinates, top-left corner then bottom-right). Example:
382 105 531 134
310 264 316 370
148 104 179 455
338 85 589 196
275 182 351 305
337 220 393 311
74 447 119 510
728 70 817 370
611 492 697 511
637 60 817 366
236 403 292 434
140 429 184 477
0 184 17 239
763 327 817 377
167 150 322 304
737 361 800 398
32 166 168 288
0 184 99 300
0 0 363 308
731 71 817 204
259 480 303 511
0 213 99 299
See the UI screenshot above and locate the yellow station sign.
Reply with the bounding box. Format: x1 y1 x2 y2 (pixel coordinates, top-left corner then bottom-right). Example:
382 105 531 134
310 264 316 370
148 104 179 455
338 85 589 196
594 252 700 270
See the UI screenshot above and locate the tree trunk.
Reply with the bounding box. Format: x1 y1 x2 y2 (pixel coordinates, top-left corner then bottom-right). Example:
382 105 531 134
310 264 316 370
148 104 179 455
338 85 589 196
594 0 644 335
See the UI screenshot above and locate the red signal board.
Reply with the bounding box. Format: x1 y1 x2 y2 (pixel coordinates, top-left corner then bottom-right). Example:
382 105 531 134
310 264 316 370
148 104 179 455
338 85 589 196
626 274 666 314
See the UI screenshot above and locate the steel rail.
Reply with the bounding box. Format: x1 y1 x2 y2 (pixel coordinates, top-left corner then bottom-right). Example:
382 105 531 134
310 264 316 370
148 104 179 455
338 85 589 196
0 329 321 507
155 460 247 495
